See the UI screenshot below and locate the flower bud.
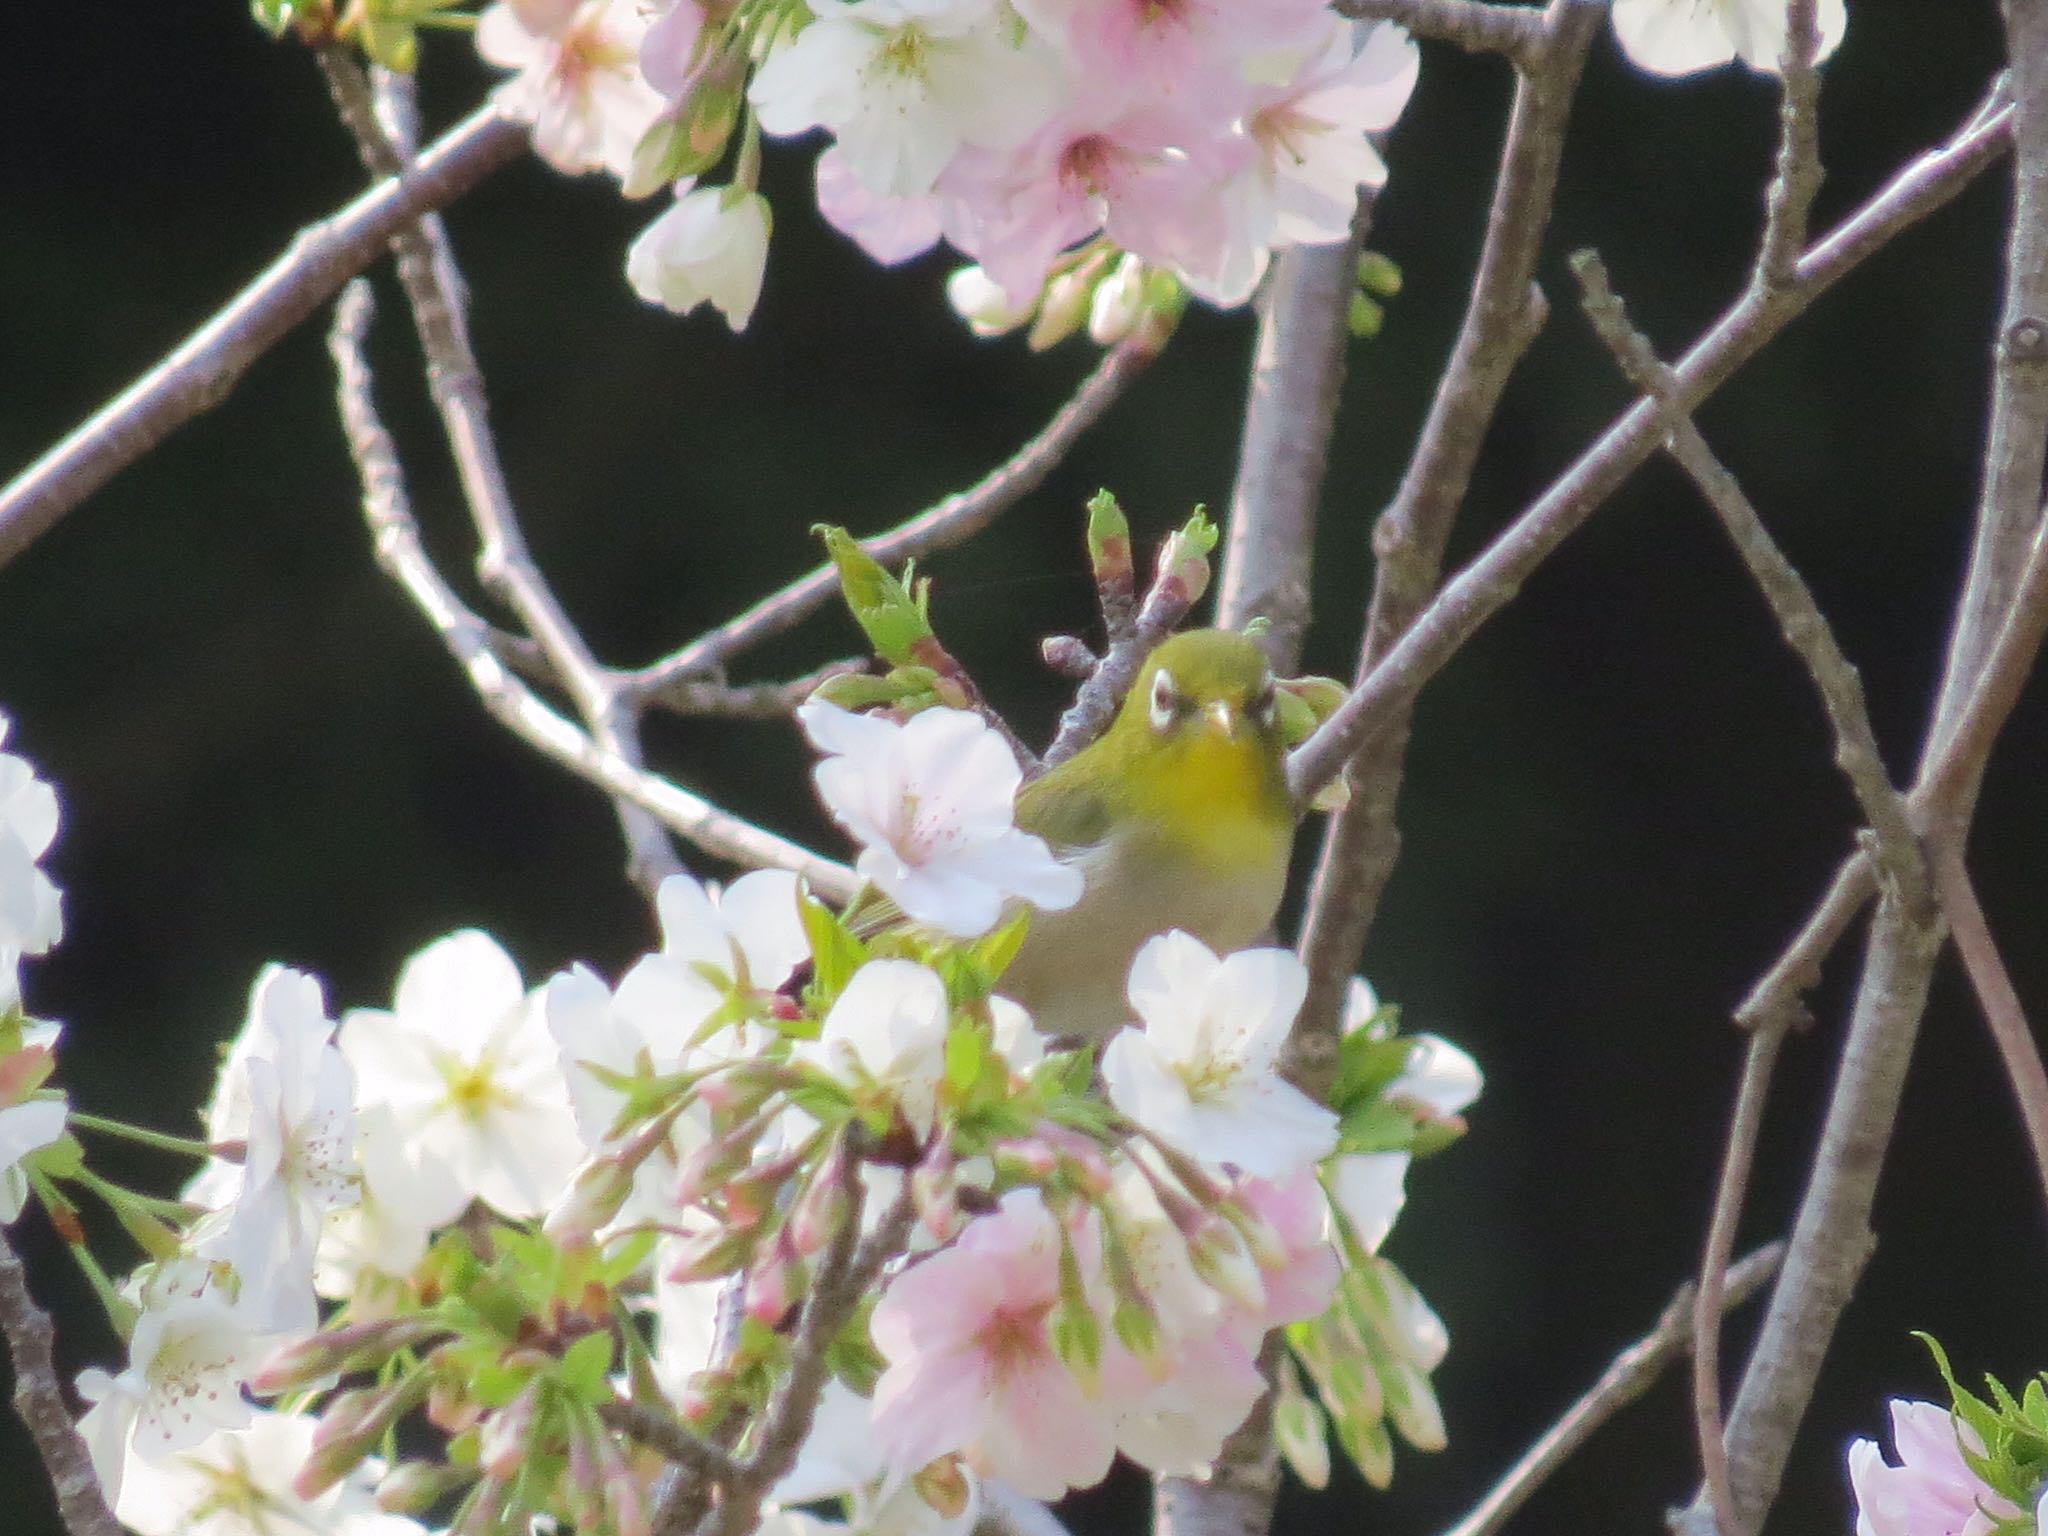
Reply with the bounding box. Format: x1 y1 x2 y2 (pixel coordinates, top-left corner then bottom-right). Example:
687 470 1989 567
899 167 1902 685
478 1379 545 1482
544 1156 637 1246
664 1224 755 1284
913 1457 974 1519
1153 511 1218 610
297 1375 425 1500
817 525 935 668
251 1317 441 1395
787 1150 852 1258
1087 255 1147 346
377 1459 469 1516
1184 1217 1265 1315
1041 634 1098 679
946 266 1033 337
1028 261 1101 352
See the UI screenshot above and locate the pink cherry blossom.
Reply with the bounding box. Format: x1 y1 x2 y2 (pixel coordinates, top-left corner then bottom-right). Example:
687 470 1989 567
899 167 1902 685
1234 1167 1340 1329
1848 1399 2018 1536
870 1191 1115 1498
816 146 945 265
477 0 668 180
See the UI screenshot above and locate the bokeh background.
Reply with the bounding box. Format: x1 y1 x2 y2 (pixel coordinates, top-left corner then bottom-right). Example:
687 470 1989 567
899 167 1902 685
1 2 2038 1531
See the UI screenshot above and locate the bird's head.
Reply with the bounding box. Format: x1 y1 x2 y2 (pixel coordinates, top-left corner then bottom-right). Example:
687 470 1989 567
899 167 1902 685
1104 629 1291 833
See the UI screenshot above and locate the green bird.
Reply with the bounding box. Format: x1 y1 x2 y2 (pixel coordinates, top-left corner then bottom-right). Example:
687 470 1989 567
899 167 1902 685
996 628 1297 1040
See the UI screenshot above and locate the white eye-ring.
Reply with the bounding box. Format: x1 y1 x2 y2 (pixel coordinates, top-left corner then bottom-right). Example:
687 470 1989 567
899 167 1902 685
1252 672 1277 729
1149 668 1178 731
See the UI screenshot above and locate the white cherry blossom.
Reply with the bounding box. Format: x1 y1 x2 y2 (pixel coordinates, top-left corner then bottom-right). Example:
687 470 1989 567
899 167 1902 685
313 1103 435 1301
478 0 669 178
81 1259 277 1468
1100 931 1336 1180
1324 978 1480 1256
797 959 953 1135
1611 0 1846 77
339 930 583 1223
185 966 358 1333
798 701 1082 938
0 1095 65 1224
628 183 774 331
751 0 1066 199
108 1407 426 1536
0 714 62 984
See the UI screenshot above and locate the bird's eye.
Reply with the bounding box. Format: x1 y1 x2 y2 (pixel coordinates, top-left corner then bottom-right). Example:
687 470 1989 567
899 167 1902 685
1149 668 1178 730
1251 675 1277 728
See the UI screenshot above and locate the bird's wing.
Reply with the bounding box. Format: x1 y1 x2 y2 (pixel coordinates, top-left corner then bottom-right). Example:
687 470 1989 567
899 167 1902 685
1016 764 1117 855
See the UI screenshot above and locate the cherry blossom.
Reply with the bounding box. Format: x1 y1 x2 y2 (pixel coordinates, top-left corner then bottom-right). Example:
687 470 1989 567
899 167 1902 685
339 930 583 1223
1100 931 1337 1180
772 1379 981 1536
313 1102 436 1300
870 1190 1116 1497
798 701 1082 938
797 958 953 1136
816 145 945 265
1325 977 1480 1256
628 182 775 331
1611 0 1846 77
612 868 808 1061
80 1259 278 1467
0 713 62 984
0 1094 65 1224
185 966 358 1333
477 0 669 179
1848 1398 2018 1536
106 1407 425 1536
750 0 1066 199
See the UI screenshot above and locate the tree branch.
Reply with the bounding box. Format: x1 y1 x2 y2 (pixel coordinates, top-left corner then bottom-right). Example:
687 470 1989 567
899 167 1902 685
1435 1244 1783 1536
1672 19 2048 1525
1291 0 1601 1094
1926 839 2048 1225
1213 209 1376 670
599 1398 744 1485
327 281 856 899
1333 0 1544 65
622 338 1159 704
0 104 525 569
320 53 685 899
1284 83 2017 812
0 1227 123 1536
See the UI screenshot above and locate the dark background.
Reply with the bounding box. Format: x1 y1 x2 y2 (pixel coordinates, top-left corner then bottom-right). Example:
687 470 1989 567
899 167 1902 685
0 2 2038 1532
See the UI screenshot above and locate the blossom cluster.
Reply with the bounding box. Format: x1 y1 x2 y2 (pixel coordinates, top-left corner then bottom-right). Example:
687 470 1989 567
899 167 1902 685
467 0 1851 337
6 685 1479 1536
1851 1344 2048 1536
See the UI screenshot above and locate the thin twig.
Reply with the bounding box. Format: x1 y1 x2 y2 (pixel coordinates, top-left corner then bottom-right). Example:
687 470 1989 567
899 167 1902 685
1570 250 1923 900
658 660 863 719
1435 1244 1784 1536
1687 1032 1786 1536
1734 851 1878 1033
623 339 1159 703
320 52 685 899
0 1227 124 1536
599 1398 745 1485
1039 528 1211 769
1926 840 2048 1225
0 107 525 568
1333 0 1543 64
1291 0 1602 1093
1285 85 2017 811
328 281 856 898
1754 0 1827 298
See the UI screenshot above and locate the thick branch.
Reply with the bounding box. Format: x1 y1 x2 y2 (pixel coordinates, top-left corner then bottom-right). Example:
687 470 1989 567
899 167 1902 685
0 105 525 568
1285 85 2017 810
624 339 1158 702
0 1228 123 1536
1437 1244 1783 1536
1214 211 1375 670
328 282 856 898
1290 0 1602 1093
1333 0 1543 64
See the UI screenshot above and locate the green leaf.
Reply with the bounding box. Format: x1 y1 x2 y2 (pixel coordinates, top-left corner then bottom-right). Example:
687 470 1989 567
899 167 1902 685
1330 1028 1412 1113
800 891 870 998
1336 1100 1414 1156
965 910 1033 988
817 525 935 666
559 1332 615 1405
945 1024 988 1097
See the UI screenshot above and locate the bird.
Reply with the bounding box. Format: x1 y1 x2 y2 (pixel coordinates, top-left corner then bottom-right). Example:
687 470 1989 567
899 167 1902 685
995 627 1297 1041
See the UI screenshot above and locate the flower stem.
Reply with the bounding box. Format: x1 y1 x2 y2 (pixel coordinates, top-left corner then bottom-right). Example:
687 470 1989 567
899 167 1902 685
66 1111 215 1160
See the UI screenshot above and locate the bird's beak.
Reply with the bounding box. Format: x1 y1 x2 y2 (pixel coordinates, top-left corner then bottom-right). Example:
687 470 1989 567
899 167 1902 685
1206 700 1237 739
